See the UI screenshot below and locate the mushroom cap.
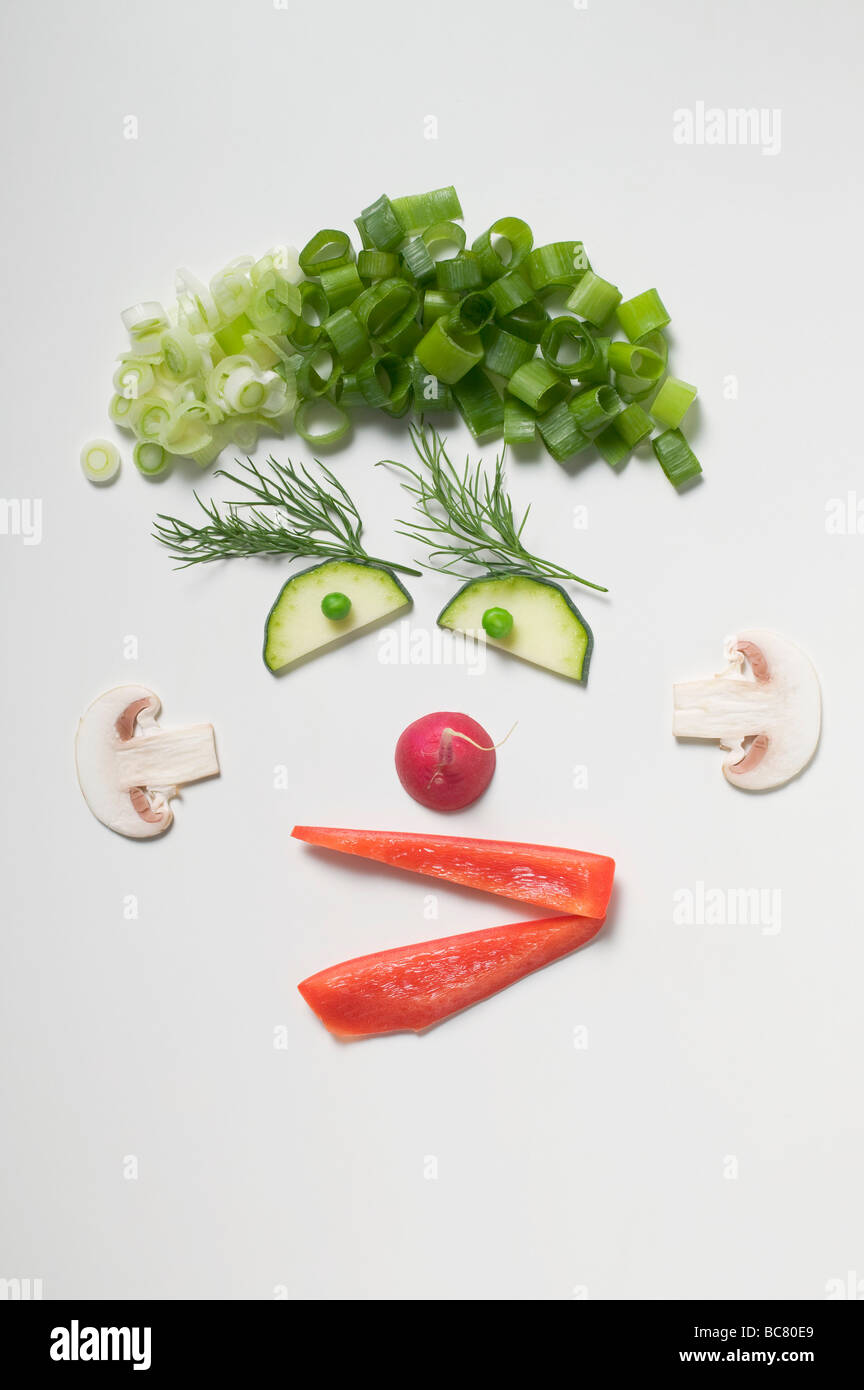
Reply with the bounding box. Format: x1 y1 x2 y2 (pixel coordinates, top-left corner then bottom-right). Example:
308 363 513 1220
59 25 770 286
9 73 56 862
75 685 173 839
723 629 821 791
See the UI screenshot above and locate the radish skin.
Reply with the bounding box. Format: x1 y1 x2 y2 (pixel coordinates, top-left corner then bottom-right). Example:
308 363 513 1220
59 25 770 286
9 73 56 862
395 710 496 811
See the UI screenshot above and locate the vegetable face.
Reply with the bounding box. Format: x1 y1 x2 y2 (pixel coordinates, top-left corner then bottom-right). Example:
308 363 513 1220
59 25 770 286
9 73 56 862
672 630 821 791
75 686 220 838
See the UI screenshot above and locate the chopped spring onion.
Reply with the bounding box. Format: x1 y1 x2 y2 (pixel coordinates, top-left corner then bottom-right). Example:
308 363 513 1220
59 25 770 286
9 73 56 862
411 359 454 411
541 317 599 379
651 375 698 428
81 439 121 484
452 290 496 336
299 229 355 275
401 236 436 284
471 217 533 280
112 359 155 398
503 396 536 445
294 398 351 446
566 271 622 326
435 252 483 292
612 402 653 446
652 427 702 488
391 185 463 231
481 323 536 377
538 400 590 462
451 367 504 441
358 248 399 280
594 425 630 468
524 242 589 292
358 195 404 252
569 384 621 433
322 308 369 370
499 299 548 343
415 315 483 384
616 289 670 343
488 269 534 317
319 262 363 311
421 220 466 260
133 440 169 477
506 358 568 412
95 184 700 482
422 289 459 327
608 340 665 381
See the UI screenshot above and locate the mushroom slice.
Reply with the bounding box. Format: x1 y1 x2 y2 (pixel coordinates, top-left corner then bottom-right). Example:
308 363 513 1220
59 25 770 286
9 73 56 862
672 629 821 791
75 685 219 838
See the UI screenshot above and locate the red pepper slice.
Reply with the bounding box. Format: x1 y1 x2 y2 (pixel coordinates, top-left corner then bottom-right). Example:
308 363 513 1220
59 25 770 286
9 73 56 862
299 914 604 1038
292 826 615 919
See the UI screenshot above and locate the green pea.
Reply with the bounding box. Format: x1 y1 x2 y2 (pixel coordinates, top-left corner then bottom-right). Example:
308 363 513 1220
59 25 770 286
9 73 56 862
321 591 352 621
482 606 514 639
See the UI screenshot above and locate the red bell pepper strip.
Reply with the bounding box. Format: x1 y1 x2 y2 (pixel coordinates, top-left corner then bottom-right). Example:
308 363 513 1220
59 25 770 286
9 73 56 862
291 826 615 919
298 914 604 1038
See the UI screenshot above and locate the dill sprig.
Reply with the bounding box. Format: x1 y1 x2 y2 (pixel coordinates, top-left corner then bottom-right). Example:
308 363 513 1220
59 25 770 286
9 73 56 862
153 455 421 575
379 424 607 593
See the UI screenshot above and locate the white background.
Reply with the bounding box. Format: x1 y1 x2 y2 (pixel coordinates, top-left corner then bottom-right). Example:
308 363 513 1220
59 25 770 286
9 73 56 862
1 0 862 1300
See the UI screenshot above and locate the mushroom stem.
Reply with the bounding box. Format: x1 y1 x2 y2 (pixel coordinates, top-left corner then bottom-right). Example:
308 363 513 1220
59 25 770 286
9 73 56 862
115 725 219 790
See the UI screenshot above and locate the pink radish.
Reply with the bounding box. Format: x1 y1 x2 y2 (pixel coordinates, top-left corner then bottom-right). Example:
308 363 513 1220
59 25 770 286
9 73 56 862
395 711 500 812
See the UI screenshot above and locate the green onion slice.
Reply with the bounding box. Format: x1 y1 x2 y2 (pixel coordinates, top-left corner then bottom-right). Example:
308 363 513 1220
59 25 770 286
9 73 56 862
415 315 483 385
616 288 670 343
499 299 548 344
401 236 436 285
81 439 121 484
488 269 534 317
594 425 630 468
481 323 536 377
566 270 622 326
357 249 399 281
288 283 330 349
421 221 466 261
322 308 370 370
608 340 665 382
540 317 599 379
503 397 536 445
298 229 355 276
296 347 340 399
411 358 454 412
569 384 621 433
452 290 496 336
651 375 697 428
524 242 589 292
391 186 463 232
133 440 169 477
294 398 351 446
652 427 702 488
358 195 404 251
613 402 653 447
506 358 568 413
422 289 459 328
537 401 590 462
319 262 363 311
435 252 483 292
452 367 504 441
471 217 533 280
